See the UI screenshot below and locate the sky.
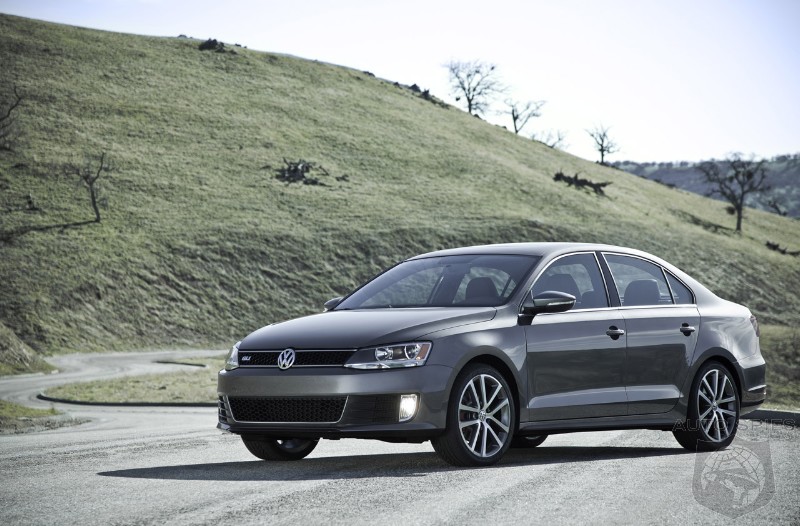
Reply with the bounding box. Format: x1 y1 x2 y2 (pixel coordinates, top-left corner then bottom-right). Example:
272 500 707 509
1 0 798 162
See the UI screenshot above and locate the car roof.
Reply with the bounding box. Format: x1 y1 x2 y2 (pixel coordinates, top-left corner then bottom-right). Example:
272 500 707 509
409 242 644 260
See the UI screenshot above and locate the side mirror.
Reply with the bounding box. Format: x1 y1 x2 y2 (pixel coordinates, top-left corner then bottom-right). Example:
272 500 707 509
323 297 343 312
519 291 576 318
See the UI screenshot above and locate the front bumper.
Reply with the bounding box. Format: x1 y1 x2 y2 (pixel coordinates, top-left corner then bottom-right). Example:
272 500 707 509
216 364 452 440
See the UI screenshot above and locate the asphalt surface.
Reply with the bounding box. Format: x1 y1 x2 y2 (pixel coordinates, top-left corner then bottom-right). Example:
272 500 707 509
1 351 798 525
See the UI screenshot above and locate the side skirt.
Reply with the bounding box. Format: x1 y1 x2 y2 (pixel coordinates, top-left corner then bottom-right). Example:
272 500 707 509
517 411 683 436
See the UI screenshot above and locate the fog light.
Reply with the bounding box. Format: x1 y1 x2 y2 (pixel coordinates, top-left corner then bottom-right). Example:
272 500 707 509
399 394 418 422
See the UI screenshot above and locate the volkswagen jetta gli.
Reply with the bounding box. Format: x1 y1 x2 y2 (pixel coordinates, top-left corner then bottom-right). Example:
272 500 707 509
217 243 766 466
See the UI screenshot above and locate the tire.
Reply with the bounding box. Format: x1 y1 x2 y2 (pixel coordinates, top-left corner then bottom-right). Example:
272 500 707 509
510 434 547 449
432 364 516 467
241 436 319 461
673 361 740 451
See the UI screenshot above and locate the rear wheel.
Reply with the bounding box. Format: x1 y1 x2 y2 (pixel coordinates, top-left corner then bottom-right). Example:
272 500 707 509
241 436 319 461
673 361 740 451
432 364 516 467
510 434 547 448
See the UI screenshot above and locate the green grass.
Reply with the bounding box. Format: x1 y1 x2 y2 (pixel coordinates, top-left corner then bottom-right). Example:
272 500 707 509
0 321 55 376
0 400 87 434
43 355 225 404
0 399 61 434
760 325 800 410
0 399 57 419
0 12 798 378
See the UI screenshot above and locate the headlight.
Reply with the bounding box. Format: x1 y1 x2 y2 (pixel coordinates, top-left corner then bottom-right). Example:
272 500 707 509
224 341 241 371
344 342 432 370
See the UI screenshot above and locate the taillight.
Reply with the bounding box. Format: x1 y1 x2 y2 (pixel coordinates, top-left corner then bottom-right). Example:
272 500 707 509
749 315 760 337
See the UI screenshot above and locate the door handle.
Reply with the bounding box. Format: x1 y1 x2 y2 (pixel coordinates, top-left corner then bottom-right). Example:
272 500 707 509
680 323 696 336
606 326 625 340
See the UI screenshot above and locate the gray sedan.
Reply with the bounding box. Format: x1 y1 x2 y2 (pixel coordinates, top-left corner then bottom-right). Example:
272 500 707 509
217 243 766 466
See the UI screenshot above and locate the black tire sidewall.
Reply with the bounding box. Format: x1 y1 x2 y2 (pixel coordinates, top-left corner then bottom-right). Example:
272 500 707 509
510 434 547 449
242 436 319 461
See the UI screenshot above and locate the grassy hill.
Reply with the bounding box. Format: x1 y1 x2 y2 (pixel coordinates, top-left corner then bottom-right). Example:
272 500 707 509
1 14 798 373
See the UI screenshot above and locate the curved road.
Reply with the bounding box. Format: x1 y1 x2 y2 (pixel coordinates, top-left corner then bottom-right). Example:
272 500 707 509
1 351 798 525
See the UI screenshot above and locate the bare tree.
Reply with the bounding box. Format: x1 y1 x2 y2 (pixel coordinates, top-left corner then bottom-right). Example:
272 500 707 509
62 152 112 223
504 99 545 135
532 129 568 150
697 154 770 232
765 198 788 217
0 85 22 152
586 125 619 164
445 60 504 116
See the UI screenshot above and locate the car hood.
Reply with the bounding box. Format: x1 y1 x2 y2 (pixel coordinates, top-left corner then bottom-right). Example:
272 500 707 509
239 307 497 350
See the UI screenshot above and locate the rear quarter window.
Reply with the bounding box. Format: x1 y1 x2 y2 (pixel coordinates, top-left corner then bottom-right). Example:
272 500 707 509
666 272 694 304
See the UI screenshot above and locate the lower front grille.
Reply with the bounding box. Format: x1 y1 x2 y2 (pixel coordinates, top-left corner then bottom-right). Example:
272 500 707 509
218 396 229 425
228 396 347 423
342 395 401 424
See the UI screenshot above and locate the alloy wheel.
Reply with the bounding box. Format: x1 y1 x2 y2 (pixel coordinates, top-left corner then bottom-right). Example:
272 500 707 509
457 373 512 458
697 368 738 442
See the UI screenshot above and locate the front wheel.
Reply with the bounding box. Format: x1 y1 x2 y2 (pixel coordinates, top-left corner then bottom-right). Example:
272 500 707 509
432 364 516 467
673 361 740 451
241 436 319 461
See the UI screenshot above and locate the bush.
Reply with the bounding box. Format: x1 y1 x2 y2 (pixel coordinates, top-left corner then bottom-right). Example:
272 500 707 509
199 38 225 52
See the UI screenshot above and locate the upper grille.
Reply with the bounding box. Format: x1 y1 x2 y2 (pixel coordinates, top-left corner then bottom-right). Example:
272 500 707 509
237 350 355 367
228 396 347 423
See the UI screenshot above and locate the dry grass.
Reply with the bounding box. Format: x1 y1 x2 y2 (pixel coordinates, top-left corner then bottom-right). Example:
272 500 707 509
760 325 800 410
0 399 57 419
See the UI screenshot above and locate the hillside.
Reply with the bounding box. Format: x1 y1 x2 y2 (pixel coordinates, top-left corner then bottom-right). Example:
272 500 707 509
613 157 800 218
1 14 799 370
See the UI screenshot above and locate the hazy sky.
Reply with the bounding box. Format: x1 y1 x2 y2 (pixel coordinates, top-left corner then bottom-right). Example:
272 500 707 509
1 0 798 162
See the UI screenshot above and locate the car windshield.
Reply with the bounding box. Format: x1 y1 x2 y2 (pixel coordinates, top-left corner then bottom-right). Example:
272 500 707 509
336 254 540 309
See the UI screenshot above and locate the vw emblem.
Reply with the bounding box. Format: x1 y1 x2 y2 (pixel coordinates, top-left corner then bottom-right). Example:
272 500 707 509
277 348 296 370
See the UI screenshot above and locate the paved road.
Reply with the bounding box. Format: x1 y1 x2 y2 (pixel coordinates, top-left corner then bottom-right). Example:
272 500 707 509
1 352 798 525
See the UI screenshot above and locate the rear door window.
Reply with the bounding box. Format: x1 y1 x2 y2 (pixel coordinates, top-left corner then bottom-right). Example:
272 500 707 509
604 254 671 307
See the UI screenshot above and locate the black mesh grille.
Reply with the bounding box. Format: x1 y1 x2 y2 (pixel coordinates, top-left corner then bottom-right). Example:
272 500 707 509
228 396 347 423
237 350 354 367
341 395 400 424
237 352 277 366
295 351 354 366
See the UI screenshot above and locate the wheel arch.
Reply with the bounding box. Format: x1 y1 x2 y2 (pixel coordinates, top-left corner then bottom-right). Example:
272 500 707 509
691 349 744 397
673 347 744 421
460 354 523 432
